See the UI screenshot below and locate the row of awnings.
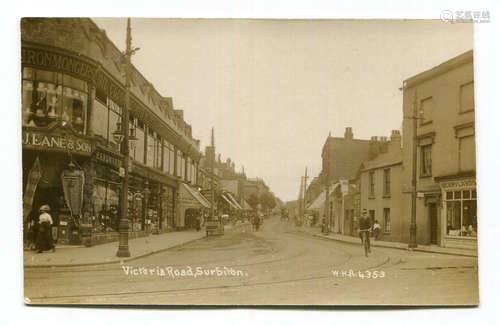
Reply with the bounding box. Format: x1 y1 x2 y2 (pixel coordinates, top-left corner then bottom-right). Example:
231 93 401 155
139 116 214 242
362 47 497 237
220 192 243 210
181 183 250 211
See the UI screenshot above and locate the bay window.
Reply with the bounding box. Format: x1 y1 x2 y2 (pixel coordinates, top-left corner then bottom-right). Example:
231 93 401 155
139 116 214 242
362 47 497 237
22 67 88 134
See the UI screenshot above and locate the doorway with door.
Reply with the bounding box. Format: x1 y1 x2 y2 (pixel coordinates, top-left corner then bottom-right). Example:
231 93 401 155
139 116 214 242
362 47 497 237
429 203 438 245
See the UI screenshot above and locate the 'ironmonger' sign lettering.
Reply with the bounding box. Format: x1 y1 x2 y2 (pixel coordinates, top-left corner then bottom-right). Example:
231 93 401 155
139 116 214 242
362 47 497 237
22 48 96 81
22 131 92 155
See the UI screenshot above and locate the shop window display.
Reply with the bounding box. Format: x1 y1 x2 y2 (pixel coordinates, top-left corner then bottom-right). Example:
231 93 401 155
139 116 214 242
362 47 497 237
22 68 88 134
128 189 144 232
91 180 120 232
446 189 477 237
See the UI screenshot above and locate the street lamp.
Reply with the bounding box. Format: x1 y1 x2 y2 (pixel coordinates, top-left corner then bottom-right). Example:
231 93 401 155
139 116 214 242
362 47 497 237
116 18 139 257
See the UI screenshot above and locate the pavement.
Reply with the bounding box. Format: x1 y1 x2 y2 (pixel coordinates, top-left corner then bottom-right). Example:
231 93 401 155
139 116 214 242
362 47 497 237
295 224 478 257
24 221 252 268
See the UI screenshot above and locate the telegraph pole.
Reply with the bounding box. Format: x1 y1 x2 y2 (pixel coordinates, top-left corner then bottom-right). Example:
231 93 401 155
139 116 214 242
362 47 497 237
409 90 418 249
210 127 215 221
303 166 308 214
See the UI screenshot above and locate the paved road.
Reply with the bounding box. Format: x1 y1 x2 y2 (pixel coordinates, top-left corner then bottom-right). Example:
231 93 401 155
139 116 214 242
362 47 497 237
24 215 478 305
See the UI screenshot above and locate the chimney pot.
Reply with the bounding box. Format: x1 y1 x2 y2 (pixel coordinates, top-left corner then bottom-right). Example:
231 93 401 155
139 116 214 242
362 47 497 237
344 127 354 140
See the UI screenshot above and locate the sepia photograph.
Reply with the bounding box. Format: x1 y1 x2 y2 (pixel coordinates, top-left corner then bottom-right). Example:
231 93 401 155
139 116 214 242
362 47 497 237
20 16 480 306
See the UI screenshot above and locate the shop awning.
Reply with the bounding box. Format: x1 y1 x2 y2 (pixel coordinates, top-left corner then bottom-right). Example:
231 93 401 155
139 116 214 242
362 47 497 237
221 193 238 210
225 192 243 210
181 183 211 209
307 183 339 210
242 199 252 210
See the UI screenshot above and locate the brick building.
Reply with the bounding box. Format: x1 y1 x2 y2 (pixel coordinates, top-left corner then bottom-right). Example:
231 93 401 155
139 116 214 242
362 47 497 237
319 127 386 231
401 50 476 249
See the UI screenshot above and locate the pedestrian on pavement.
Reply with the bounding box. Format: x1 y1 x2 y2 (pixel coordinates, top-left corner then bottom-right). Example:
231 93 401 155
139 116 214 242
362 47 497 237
196 215 201 232
373 220 381 240
36 204 55 253
24 218 37 250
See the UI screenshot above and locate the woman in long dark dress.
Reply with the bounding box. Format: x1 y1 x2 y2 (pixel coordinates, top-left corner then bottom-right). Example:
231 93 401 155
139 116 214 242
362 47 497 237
36 205 55 253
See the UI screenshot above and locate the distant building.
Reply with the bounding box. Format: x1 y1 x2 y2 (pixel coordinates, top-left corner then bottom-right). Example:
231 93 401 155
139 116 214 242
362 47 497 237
243 177 269 200
320 127 386 231
360 130 404 242
401 50 476 249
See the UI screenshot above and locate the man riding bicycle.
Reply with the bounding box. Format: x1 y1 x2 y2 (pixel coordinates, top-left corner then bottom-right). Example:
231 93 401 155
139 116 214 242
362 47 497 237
359 209 372 254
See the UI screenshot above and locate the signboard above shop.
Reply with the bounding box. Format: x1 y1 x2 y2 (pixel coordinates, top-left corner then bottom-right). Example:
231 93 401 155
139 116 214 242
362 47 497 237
22 129 93 156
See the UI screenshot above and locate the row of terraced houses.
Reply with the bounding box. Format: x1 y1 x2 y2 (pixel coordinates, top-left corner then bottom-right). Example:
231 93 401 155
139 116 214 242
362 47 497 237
305 50 476 250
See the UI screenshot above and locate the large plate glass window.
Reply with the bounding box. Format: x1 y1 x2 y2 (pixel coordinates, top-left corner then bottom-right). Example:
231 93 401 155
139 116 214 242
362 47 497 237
446 189 477 237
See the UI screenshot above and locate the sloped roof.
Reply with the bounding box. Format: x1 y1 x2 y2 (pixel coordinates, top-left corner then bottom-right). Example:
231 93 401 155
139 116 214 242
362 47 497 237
361 149 403 171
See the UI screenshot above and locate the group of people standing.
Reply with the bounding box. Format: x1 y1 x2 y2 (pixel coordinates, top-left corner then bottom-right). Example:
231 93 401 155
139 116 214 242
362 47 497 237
25 204 56 253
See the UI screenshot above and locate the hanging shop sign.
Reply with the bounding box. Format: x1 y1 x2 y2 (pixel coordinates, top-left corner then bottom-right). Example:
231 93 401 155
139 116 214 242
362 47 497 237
22 130 93 156
61 166 85 216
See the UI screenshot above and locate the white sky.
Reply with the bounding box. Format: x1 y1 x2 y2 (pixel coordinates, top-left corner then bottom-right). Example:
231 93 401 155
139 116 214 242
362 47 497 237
93 18 473 202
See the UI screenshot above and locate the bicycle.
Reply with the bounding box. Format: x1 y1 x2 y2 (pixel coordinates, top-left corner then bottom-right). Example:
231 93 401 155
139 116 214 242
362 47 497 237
359 228 371 257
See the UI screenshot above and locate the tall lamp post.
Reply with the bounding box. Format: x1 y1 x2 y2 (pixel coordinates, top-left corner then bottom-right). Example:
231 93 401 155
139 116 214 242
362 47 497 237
116 18 139 257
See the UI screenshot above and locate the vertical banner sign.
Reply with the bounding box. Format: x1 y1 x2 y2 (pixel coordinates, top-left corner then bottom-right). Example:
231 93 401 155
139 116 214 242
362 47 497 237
23 157 42 223
61 167 85 216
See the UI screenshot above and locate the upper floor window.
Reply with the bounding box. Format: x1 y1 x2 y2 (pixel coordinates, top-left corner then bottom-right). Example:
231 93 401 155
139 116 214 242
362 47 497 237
146 129 161 169
383 168 391 197
459 82 474 113
176 150 182 178
420 97 433 125
459 135 476 172
134 120 145 164
369 171 375 197
420 144 432 177
22 67 88 134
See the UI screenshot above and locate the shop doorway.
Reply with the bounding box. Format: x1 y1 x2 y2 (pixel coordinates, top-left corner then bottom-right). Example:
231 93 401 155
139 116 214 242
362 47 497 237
185 208 199 229
369 210 375 225
429 203 438 244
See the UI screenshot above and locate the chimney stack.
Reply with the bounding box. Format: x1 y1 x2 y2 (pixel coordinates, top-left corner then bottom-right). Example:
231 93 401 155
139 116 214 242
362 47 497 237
344 127 353 140
390 130 402 151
